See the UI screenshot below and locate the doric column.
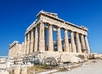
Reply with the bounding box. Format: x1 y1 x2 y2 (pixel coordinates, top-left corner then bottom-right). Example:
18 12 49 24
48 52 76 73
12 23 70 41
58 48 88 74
71 31 76 53
45 28 47 51
39 22 45 52
24 36 27 54
85 35 90 54
30 30 34 53
34 27 38 52
48 25 53 52
76 33 81 53
27 33 30 54
64 30 69 52
57 27 62 52
81 34 85 50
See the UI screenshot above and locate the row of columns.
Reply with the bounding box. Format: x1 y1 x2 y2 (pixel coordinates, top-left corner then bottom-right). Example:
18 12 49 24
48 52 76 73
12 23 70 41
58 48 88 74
24 22 90 54
24 27 38 54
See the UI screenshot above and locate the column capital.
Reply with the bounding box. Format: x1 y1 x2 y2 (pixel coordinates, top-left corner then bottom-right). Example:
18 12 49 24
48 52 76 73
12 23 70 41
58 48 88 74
46 23 53 26
63 28 67 31
39 21 44 24
80 33 86 36
57 27 61 29
48 24 52 26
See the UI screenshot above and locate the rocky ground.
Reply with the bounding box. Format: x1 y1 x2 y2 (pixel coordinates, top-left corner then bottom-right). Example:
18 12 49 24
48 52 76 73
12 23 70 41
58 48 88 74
53 59 102 74
0 71 9 74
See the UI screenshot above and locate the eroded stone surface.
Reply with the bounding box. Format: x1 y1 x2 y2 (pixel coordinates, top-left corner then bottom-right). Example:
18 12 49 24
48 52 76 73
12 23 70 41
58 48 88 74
21 66 27 74
8 10 91 63
14 65 21 74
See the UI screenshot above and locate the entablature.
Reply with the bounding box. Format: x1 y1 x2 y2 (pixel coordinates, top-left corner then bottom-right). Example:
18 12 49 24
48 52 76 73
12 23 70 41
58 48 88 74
25 10 88 35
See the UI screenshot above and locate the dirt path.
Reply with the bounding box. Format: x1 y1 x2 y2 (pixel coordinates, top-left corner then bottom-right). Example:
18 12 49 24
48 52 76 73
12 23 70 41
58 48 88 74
53 59 102 74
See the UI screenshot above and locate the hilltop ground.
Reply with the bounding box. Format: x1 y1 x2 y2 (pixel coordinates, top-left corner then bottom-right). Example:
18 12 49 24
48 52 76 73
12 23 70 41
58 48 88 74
53 59 102 74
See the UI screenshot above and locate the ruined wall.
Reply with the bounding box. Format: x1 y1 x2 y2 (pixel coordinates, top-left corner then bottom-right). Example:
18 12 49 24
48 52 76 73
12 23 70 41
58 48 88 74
8 41 24 59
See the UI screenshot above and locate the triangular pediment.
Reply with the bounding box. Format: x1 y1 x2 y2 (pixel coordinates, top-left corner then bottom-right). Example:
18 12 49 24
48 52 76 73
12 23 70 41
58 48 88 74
37 10 58 18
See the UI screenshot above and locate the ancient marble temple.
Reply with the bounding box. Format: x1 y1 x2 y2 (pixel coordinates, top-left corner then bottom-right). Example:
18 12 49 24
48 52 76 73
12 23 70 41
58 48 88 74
8 10 90 58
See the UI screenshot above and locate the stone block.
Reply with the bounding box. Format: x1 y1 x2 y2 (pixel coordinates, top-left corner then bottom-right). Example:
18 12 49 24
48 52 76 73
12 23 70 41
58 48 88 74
21 66 27 74
14 65 21 74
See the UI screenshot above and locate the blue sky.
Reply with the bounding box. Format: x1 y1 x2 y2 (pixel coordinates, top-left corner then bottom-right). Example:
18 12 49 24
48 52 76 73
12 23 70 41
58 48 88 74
0 0 102 56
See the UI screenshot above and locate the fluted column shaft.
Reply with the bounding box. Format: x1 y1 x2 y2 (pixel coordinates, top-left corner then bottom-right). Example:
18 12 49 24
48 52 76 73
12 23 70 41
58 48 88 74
64 30 69 52
34 28 38 52
57 27 62 52
76 33 81 53
85 35 90 54
39 22 45 52
48 25 53 52
30 30 34 53
81 35 85 50
71 31 76 53
27 33 30 54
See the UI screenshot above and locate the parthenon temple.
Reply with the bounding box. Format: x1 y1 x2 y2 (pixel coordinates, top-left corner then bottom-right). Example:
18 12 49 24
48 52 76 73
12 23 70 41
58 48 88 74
8 10 90 60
